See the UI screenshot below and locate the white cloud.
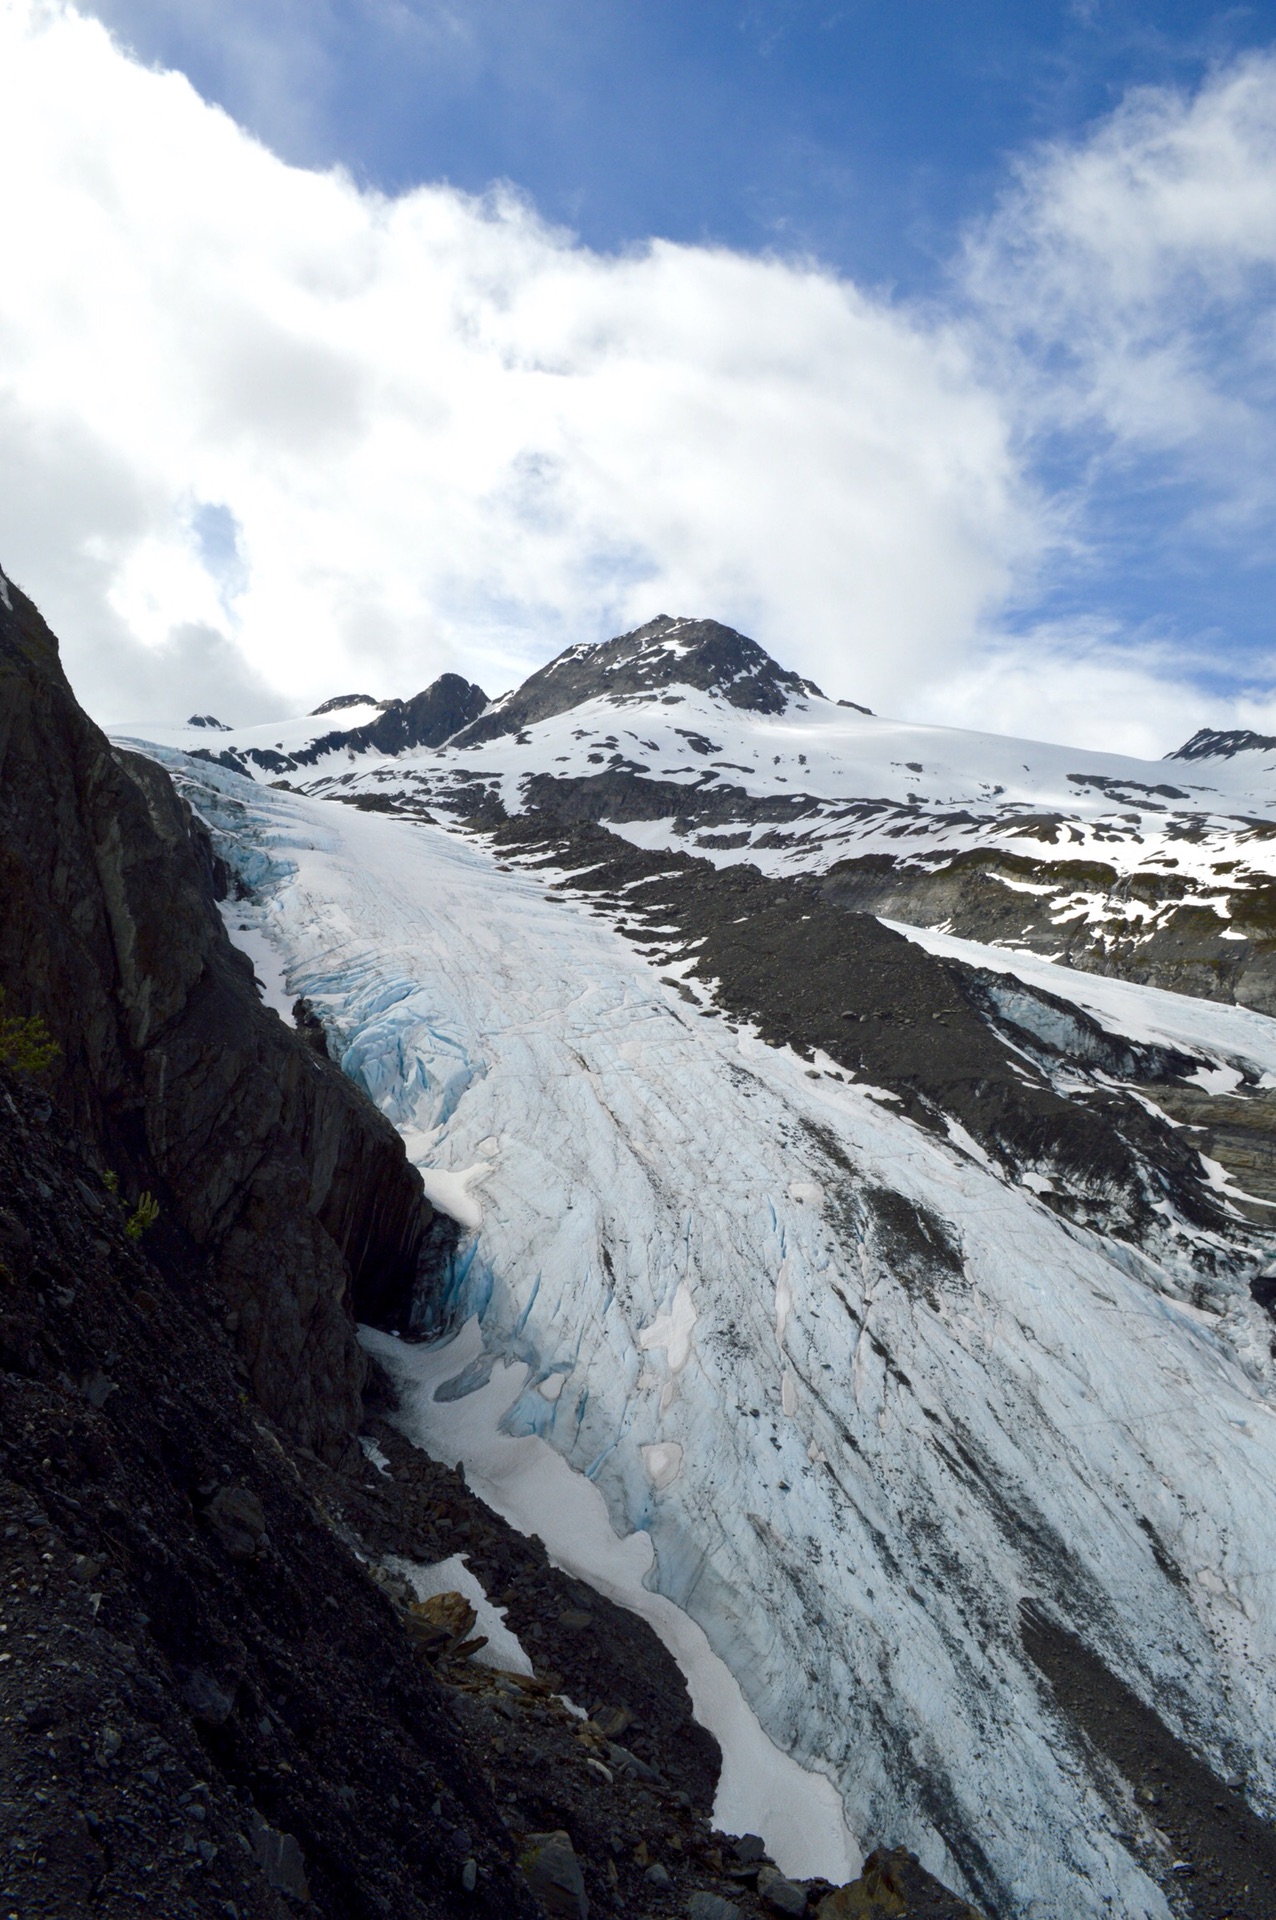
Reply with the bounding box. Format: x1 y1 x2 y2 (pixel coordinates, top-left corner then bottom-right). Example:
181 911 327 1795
0 0 1035 726
964 52 1276 517
907 624 1219 760
2 4 1276 755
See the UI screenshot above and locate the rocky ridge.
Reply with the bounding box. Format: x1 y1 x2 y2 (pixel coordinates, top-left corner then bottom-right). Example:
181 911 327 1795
451 617 826 748
196 615 1276 1017
194 674 488 782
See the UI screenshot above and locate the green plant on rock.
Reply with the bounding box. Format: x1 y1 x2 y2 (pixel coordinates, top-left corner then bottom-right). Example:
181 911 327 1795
125 1191 160 1240
0 986 59 1074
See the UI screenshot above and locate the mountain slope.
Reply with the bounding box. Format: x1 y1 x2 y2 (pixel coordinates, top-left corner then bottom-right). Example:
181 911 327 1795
11 576 915 1920
130 616 1276 1015
128 734 1276 1920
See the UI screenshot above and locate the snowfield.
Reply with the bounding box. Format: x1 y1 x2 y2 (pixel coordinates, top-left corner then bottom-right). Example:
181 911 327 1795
141 747 1276 1918
125 664 1276 893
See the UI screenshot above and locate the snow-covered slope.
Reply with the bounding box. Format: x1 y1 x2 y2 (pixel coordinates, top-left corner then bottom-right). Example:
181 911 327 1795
119 615 1276 1014
134 741 1276 1919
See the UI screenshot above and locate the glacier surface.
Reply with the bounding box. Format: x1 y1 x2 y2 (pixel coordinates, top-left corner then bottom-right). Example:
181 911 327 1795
146 748 1276 1918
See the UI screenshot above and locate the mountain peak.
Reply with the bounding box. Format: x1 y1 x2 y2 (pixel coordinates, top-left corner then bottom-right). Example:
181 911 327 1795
453 615 826 748
1170 726 1276 761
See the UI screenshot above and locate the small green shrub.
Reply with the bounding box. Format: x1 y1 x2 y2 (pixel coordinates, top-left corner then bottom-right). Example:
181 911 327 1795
102 1169 119 1196
125 1191 160 1240
0 987 59 1074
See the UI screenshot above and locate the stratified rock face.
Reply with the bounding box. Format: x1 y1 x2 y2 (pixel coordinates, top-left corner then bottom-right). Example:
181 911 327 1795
0 572 436 1462
453 615 824 747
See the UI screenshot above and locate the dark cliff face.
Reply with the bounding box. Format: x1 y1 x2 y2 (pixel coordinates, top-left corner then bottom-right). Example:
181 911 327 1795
0 1066 537 1920
0 573 437 1464
194 673 489 780
453 616 824 747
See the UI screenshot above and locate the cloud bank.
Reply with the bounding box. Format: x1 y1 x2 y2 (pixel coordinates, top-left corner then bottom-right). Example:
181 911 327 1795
1 3 1275 752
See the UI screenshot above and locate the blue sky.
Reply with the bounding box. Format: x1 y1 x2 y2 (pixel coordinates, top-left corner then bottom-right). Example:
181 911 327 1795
2 2 1275 748
90 1 1269 286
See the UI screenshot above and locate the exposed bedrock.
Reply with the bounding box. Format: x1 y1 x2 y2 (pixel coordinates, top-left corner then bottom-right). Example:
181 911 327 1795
0 572 440 1461
452 739 1276 1014
453 615 826 748
482 816 1255 1263
816 849 1276 1014
193 672 489 780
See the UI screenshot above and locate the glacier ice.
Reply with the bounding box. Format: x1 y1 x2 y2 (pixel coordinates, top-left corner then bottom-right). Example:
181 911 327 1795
143 748 1276 1917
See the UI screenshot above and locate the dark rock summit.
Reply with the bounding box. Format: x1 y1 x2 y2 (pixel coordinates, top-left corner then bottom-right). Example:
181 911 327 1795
452 617 826 748
0 571 439 1463
1170 726 1276 761
333 674 489 758
197 673 489 780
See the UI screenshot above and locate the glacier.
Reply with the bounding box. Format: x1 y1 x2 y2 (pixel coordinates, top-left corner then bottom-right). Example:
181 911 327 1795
141 744 1276 1918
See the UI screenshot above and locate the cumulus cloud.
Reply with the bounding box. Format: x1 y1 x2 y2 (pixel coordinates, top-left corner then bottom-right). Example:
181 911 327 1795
965 53 1276 517
0 0 1035 727
1 2 1275 753
908 625 1224 761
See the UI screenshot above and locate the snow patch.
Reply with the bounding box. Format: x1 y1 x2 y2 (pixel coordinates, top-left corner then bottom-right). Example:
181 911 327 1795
415 1161 492 1231
638 1280 698 1375
365 1322 857 1884
390 1550 535 1675
217 903 294 1019
1188 1065 1245 1095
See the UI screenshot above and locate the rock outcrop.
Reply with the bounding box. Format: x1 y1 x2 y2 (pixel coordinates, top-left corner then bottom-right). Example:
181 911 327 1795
452 616 825 748
0 570 438 1462
193 673 489 780
0 1063 535 1920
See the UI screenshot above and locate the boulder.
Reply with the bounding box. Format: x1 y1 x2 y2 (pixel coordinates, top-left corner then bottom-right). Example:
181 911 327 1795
688 1896 741 1920
205 1486 267 1559
519 1830 588 1919
758 1864 808 1915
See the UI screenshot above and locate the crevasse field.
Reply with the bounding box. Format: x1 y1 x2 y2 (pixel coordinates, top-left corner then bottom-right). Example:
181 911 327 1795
151 749 1276 1920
